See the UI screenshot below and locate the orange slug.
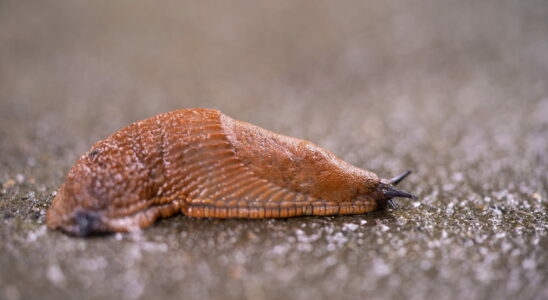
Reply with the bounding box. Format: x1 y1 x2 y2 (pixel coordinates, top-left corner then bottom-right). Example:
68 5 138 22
47 109 416 236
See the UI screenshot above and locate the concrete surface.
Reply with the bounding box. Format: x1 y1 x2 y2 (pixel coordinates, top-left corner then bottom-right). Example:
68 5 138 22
1 0 547 299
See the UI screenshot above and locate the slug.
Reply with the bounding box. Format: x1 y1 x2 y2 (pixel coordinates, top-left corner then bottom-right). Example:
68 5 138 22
47 109 416 236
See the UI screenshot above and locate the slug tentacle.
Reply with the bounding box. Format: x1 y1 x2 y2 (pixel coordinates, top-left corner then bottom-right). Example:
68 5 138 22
388 170 412 186
383 186 417 200
47 108 417 235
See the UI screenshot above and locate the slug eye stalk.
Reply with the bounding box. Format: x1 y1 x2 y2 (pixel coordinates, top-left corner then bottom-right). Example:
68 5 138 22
383 186 417 200
388 170 412 186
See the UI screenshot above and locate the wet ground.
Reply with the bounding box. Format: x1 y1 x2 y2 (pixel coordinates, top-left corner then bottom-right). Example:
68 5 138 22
1 0 547 299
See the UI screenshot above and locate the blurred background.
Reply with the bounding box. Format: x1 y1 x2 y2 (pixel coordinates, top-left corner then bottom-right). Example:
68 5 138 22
0 0 547 299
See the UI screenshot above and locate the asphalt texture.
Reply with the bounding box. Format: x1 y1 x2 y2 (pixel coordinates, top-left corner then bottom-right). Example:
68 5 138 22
1 1 547 299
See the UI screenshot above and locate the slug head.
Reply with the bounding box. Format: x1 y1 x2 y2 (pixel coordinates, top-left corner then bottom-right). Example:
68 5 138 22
377 170 417 209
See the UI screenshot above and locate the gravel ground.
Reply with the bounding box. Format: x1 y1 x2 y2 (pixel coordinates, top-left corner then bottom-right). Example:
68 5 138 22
1 1 547 299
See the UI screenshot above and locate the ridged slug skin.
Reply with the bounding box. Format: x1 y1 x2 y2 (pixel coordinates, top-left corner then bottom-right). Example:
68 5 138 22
46 109 399 235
